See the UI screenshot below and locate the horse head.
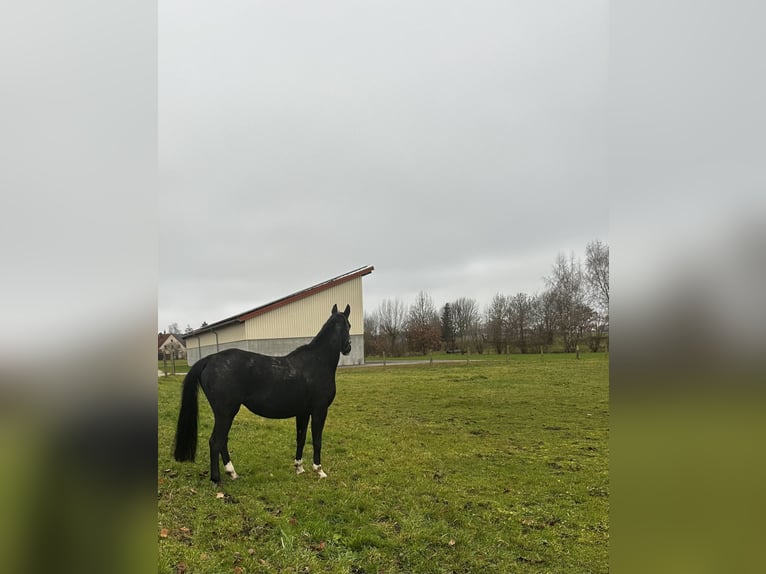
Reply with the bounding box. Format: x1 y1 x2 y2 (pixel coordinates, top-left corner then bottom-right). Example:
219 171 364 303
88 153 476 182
331 303 352 355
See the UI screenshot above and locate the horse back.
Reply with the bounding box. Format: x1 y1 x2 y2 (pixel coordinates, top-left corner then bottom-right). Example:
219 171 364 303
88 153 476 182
199 348 334 419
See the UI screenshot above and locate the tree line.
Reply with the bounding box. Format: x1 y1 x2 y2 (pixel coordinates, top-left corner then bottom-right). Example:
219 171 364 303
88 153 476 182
364 240 609 356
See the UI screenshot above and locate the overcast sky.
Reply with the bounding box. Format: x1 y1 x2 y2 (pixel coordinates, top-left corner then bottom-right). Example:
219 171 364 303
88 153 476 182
158 0 608 332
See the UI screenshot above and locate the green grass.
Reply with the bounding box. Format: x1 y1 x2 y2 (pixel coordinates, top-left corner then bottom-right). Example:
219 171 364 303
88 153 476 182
159 359 189 374
158 354 608 573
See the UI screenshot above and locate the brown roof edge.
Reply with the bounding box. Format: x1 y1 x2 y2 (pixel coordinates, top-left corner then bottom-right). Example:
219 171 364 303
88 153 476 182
237 265 374 322
183 265 374 338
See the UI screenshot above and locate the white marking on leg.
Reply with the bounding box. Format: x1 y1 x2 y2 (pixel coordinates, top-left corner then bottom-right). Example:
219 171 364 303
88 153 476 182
312 463 327 479
294 459 305 475
224 461 239 480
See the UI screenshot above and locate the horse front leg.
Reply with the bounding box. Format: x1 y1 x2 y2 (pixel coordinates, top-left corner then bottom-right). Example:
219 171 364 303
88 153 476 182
310 410 328 478
294 413 310 475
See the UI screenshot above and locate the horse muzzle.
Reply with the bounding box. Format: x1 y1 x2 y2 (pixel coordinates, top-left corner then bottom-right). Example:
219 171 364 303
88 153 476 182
342 343 352 355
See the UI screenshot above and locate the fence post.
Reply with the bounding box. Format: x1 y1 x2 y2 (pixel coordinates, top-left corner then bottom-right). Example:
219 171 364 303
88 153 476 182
576 344 580 360
163 352 168 376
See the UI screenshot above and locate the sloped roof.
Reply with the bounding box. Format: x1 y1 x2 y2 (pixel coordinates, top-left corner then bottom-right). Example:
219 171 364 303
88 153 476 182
183 265 374 339
158 333 185 349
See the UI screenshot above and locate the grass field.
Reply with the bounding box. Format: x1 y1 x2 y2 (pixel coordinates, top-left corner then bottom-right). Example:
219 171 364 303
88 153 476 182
159 358 189 374
158 354 608 573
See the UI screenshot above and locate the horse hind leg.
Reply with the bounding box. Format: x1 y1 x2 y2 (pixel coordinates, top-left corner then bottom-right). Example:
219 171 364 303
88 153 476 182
294 413 310 475
221 434 239 480
223 453 238 479
209 409 239 484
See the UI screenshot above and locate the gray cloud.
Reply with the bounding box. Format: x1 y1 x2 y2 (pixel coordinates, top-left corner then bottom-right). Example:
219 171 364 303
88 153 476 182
159 0 608 330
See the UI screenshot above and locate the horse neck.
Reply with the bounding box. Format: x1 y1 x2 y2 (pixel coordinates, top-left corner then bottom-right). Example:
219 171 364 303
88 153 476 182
309 324 341 363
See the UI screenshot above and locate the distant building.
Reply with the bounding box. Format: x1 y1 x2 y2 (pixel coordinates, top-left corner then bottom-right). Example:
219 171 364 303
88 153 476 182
183 265 374 367
158 332 186 359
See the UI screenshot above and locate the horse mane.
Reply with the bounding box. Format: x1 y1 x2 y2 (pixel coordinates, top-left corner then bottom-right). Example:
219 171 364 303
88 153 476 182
308 313 341 347
282 313 340 357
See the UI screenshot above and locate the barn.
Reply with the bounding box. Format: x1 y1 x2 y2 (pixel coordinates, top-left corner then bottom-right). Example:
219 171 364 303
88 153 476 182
182 265 374 367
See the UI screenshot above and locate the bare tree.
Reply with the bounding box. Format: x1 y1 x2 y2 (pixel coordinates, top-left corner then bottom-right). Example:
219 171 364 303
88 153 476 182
587 313 609 352
531 291 556 352
167 322 181 335
378 298 407 355
545 253 594 352
485 293 509 354
452 297 481 352
406 291 441 355
508 292 534 353
585 239 609 311
585 240 609 351
364 311 384 356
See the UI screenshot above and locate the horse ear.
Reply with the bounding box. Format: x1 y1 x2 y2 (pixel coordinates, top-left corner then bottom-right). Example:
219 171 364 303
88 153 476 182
332 304 338 314
343 304 351 318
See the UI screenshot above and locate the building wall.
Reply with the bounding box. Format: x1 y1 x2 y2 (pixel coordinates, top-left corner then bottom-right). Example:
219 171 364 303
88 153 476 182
185 278 366 367
159 334 187 358
244 277 365 339
185 334 364 366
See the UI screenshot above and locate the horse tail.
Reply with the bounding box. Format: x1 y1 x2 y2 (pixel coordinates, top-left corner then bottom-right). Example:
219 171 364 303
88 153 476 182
173 355 209 462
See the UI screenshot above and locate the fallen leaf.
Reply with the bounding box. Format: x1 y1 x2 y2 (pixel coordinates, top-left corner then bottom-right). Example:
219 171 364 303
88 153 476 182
175 562 187 574
247 548 255 555
159 528 169 538
189 488 198 495
289 516 298 525
448 538 456 546
216 492 225 499
179 527 190 533
200 553 209 561
233 567 244 574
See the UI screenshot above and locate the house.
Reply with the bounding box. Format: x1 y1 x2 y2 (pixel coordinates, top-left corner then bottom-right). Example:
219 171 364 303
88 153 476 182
158 332 186 360
183 265 374 367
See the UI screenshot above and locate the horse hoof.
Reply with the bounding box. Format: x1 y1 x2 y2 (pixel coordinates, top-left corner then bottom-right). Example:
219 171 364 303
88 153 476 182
312 464 327 479
224 462 239 479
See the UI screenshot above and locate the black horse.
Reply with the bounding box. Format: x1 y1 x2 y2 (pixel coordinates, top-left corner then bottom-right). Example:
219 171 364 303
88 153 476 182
173 304 351 483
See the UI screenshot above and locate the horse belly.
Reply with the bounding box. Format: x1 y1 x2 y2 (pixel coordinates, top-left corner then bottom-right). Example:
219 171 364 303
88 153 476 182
243 392 306 419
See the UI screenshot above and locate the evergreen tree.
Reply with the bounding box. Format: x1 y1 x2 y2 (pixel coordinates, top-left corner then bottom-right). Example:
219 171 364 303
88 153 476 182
441 302 456 350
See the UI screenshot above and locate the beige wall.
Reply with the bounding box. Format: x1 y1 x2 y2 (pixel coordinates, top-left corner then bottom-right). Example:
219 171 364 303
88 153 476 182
244 277 364 340
193 323 244 348
185 276 367 366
